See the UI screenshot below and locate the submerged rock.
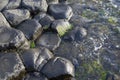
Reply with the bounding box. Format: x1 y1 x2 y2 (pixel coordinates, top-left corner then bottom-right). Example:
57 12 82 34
36 32 61 51
41 57 75 79
3 9 30 26
0 52 25 80
4 0 21 9
48 3 73 20
0 27 27 51
22 0 48 11
17 19 43 40
0 0 9 11
23 72 48 80
0 12 10 27
20 48 53 72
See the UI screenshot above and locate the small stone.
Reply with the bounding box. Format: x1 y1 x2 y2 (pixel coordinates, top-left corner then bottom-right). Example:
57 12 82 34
0 12 10 27
17 19 43 40
34 13 54 29
4 0 21 9
51 20 72 36
0 27 27 51
41 57 75 79
36 32 61 51
3 9 30 26
22 0 48 11
23 72 48 80
0 0 9 11
48 3 73 20
0 52 25 80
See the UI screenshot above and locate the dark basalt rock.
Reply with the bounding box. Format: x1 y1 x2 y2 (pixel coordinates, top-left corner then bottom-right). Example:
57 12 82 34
0 52 25 80
23 72 48 80
46 0 58 4
48 3 73 20
36 32 61 51
0 12 10 27
3 9 30 26
41 57 75 79
20 48 53 72
4 0 21 10
17 19 43 40
0 0 9 11
0 27 27 51
22 0 48 12
34 13 54 29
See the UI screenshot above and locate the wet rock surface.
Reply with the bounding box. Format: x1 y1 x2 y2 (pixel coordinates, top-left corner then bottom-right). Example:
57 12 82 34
48 3 73 20
36 32 61 51
0 27 27 51
41 57 75 79
3 9 30 26
0 52 25 80
22 0 48 11
17 19 43 40
0 0 120 80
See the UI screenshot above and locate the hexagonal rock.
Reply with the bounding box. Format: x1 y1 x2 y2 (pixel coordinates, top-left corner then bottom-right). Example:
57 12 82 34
3 9 30 26
51 20 72 36
23 72 48 80
0 52 25 80
0 27 27 51
22 0 48 12
41 57 75 79
36 32 61 51
17 19 43 40
0 0 9 11
4 0 21 9
48 3 73 20
34 13 54 29
20 48 53 72
0 12 10 27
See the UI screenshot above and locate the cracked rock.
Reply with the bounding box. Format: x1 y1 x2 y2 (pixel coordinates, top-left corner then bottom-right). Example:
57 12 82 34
0 0 9 11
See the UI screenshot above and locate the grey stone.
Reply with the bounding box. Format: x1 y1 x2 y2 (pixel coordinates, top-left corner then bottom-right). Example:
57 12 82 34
20 48 53 72
17 19 43 40
0 12 10 27
22 0 48 11
41 57 75 79
46 0 58 4
51 20 72 36
48 3 73 20
3 9 30 26
34 13 54 29
0 0 9 11
4 0 21 9
23 72 48 80
36 32 61 51
0 27 27 51
0 52 25 80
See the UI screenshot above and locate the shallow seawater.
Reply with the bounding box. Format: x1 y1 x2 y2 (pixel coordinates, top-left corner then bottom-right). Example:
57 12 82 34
54 0 120 80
